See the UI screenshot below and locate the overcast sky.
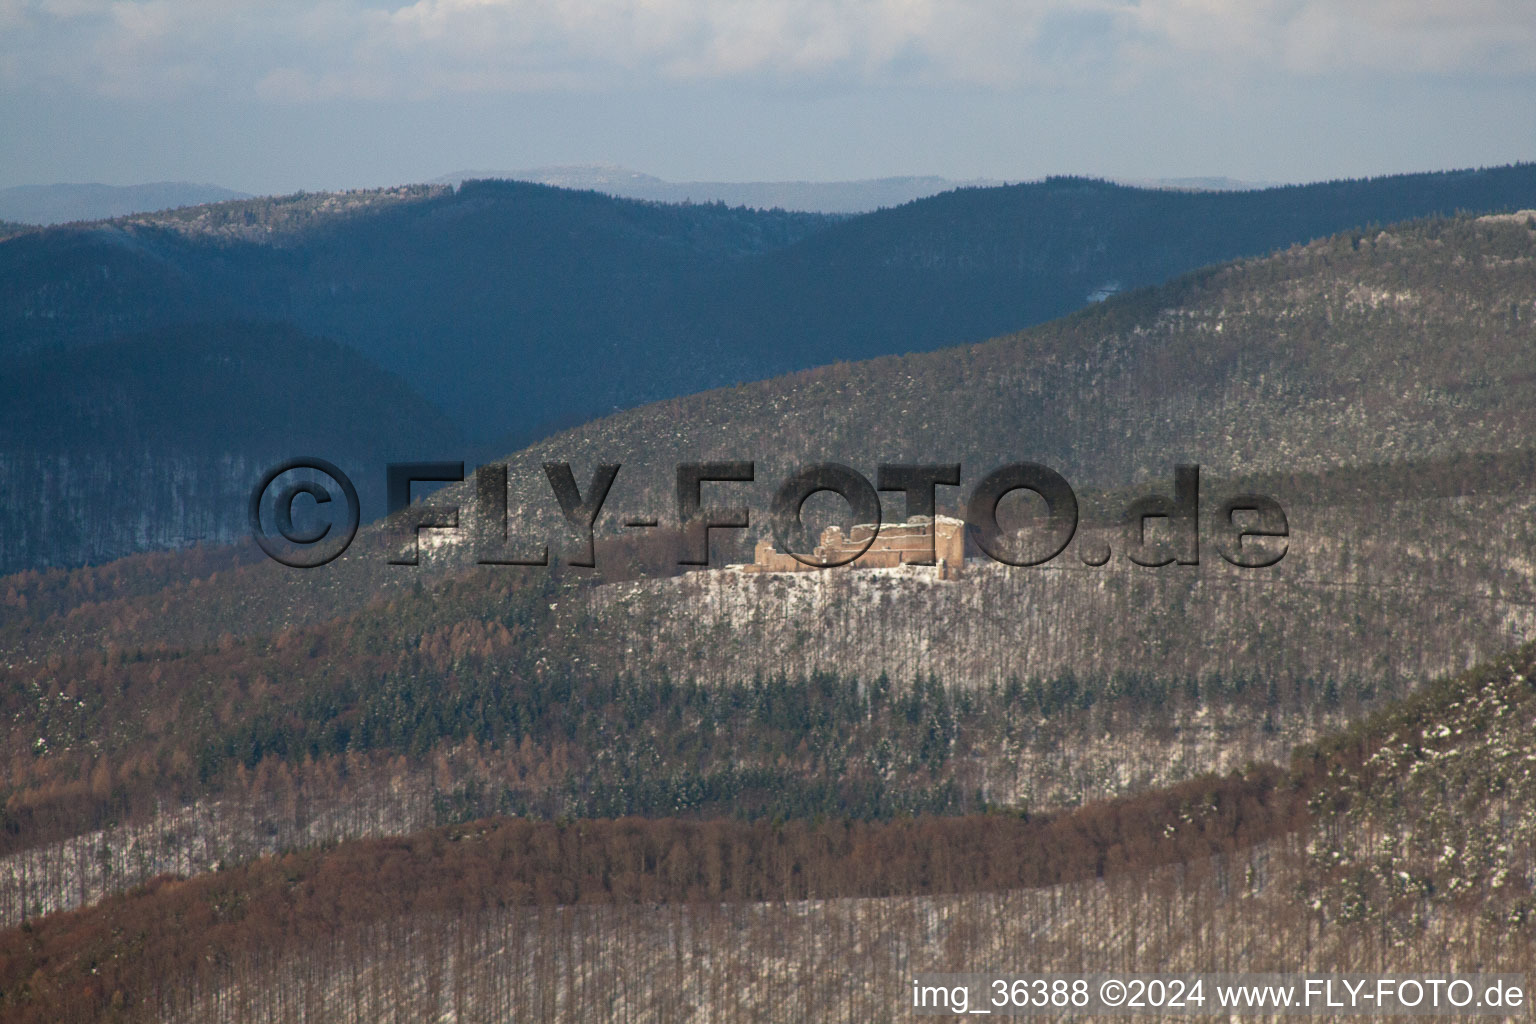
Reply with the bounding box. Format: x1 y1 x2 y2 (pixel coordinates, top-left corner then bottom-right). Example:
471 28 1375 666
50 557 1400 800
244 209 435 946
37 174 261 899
2 0 1534 193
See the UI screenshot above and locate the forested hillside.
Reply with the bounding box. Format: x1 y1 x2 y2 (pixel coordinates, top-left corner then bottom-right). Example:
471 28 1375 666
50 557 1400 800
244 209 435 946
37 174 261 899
368 211 1536 586
0 182 832 444
1 214 1534 945
0 323 464 573
6 214 1532 673
5 166 1535 573
7 639 1536 1024
5 165 1534 447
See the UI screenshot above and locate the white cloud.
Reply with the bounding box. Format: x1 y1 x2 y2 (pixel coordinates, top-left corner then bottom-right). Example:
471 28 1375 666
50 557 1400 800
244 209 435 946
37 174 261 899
1124 0 1536 77
3 0 1534 101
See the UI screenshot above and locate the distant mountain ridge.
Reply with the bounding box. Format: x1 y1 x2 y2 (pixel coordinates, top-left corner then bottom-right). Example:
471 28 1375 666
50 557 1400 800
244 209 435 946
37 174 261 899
0 170 1278 227
0 181 251 225
8 164 1535 446
4 163 1536 571
432 165 999 213
432 164 1278 212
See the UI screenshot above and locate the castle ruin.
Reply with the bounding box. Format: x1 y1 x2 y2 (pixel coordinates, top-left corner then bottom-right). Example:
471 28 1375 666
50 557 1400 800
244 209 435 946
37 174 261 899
740 515 965 580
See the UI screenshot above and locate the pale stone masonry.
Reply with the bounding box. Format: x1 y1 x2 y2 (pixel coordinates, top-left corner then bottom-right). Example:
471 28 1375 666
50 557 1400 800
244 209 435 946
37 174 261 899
741 515 965 580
